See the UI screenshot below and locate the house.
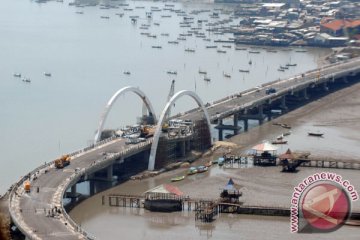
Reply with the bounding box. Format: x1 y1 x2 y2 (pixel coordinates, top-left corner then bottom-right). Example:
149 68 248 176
320 19 360 37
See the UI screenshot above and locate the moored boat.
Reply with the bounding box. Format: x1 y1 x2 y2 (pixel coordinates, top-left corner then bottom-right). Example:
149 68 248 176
196 165 208 173
171 175 185 182
308 132 324 137
187 167 198 175
272 140 287 144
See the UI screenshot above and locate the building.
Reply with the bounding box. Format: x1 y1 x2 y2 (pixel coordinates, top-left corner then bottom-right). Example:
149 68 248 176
320 19 360 37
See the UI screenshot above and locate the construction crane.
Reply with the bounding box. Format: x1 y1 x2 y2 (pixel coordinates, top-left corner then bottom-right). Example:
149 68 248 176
165 79 175 120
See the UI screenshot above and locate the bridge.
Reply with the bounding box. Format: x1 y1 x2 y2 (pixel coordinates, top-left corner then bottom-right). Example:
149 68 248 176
8 58 360 239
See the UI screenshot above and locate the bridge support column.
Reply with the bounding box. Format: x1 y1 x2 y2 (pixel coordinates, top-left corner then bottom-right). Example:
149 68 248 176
233 113 239 135
280 95 288 111
106 164 113 182
186 139 191 152
303 88 309 100
218 119 224 141
258 105 264 125
323 82 329 91
90 181 95 196
243 119 248 131
71 185 77 196
179 141 186 157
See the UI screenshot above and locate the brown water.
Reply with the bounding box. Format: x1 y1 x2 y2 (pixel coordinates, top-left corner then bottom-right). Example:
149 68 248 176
70 83 360 239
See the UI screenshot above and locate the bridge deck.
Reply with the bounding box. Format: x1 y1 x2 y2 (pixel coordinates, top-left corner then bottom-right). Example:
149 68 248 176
8 58 360 239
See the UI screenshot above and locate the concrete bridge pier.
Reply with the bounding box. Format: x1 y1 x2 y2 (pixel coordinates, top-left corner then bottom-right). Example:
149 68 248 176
279 95 288 111
106 164 114 182
303 88 309 100
179 141 186 157
323 82 329 91
215 116 241 141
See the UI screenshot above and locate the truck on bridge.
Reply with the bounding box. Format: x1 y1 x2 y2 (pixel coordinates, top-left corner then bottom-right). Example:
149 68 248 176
55 155 71 169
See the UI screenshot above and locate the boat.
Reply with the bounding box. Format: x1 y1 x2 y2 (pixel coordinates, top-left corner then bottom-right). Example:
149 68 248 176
204 77 211 82
249 51 260 54
222 45 231 48
123 71 131 75
218 157 225 166
22 78 31 83
239 69 250 73
206 45 217 48
272 140 287 144
204 161 212 167
235 47 247 51
100 16 110 19
278 69 285 72
196 165 208 173
223 73 231 78
13 73 21 77
75 11 84 14
199 70 207 74
152 45 162 49
187 167 198 175
308 132 324 137
286 63 297 67
276 134 284 140
185 48 195 52
295 49 307 53
281 124 291 129
168 41 179 44
44 72 51 77
248 60 252 65
171 176 185 182
167 71 177 75
217 50 226 53
283 131 291 136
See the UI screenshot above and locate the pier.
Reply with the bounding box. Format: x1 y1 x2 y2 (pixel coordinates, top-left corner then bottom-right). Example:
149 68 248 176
7 58 360 239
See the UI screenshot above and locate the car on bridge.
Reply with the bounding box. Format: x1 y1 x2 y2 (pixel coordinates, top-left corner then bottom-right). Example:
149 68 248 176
265 88 276 94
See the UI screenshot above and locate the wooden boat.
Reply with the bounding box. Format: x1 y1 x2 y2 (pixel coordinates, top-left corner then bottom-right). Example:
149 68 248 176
44 72 52 77
283 131 291 136
185 48 195 53
199 70 207 74
167 71 177 75
152 45 162 49
204 161 212 167
249 51 260 54
123 71 131 75
276 135 284 140
272 140 287 144
171 175 185 182
204 77 211 82
13 73 21 77
280 124 291 129
308 132 324 137
187 167 198 175
223 73 231 78
239 69 250 73
196 166 208 173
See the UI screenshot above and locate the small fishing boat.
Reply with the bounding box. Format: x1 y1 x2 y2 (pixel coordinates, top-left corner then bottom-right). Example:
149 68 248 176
196 165 208 173
235 47 247 51
249 51 260 54
308 132 324 137
272 140 287 144
199 70 207 74
123 71 131 75
283 131 291 136
278 68 285 72
204 77 211 82
218 157 225 166
100 16 110 19
222 45 231 48
223 73 231 78
286 63 297 67
168 41 179 44
187 167 198 175
13 73 21 77
206 45 217 48
204 161 212 167
22 78 31 83
171 175 185 182
217 49 226 53
44 72 51 77
276 134 284 140
152 45 162 49
239 69 250 73
248 60 252 65
185 48 195 52
281 124 291 129
167 71 177 75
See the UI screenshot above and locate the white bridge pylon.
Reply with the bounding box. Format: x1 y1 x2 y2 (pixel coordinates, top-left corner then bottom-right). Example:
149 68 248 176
94 86 157 143
148 90 212 171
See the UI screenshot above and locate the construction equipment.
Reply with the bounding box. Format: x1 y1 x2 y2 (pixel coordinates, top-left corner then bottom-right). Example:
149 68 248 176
140 125 155 138
24 180 31 193
55 155 71 169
